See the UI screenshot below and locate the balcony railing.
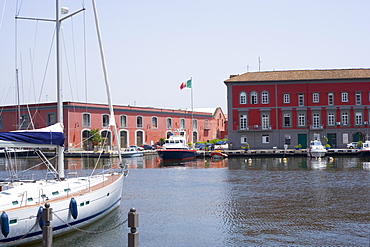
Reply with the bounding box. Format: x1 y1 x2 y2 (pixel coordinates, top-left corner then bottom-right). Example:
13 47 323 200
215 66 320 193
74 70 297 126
310 125 324 130
238 125 272 131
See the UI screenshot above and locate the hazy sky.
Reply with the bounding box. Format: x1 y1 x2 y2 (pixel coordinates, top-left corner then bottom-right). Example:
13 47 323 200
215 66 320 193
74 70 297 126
0 0 369 113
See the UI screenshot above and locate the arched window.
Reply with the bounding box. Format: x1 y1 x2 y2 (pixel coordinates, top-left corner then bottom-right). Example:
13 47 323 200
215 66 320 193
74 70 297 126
261 91 269 104
102 114 109 128
193 131 198 143
82 113 90 127
250 91 258 104
180 118 186 129
120 115 127 128
166 118 172 129
192 119 198 129
239 92 247 104
152 116 158 128
136 116 143 128
82 130 91 150
136 130 144 146
120 130 128 148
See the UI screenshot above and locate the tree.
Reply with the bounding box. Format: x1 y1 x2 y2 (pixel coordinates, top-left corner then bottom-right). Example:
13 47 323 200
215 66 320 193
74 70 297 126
90 129 102 147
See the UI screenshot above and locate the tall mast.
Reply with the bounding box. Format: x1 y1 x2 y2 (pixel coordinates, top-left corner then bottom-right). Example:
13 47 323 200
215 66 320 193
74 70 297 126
56 0 65 179
92 0 123 164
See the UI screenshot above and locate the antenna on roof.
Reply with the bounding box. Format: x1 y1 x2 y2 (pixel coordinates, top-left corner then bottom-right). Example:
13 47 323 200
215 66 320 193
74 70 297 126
258 57 261 71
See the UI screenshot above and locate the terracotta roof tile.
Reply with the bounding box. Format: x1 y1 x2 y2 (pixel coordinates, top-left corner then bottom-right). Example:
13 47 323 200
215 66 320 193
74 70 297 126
224 68 370 83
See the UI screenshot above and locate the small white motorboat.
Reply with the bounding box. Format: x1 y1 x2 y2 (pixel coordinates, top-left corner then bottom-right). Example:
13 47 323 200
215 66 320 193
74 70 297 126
121 147 144 158
307 140 327 158
358 141 370 156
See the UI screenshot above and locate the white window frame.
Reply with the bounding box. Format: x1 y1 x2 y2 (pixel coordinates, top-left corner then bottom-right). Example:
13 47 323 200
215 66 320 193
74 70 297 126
240 135 248 144
355 112 362 125
250 91 258 104
262 114 269 130
136 116 143 128
312 93 319 103
120 115 127 128
283 93 290 104
261 91 269 104
239 92 247 104
82 113 91 128
356 92 362 105
180 118 186 129
240 114 247 130
341 112 348 125
283 113 291 127
312 113 320 129
192 119 198 129
166 118 172 129
341 92 348 102
102 114 109 128
328 93 334 106
298 113 305 126
262 134 270 144
328 113 335 126
298 94 304 107
152 116 158 128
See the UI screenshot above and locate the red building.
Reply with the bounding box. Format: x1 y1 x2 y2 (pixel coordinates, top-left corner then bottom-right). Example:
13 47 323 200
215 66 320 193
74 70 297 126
0 102 227 150
224 69 370 149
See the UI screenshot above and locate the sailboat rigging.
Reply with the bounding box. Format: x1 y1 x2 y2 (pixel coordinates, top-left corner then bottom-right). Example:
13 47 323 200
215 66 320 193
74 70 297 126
0 1 127 245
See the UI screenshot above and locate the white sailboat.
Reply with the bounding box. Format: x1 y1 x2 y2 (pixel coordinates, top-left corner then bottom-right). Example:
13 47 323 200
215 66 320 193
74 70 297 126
0 1 127 245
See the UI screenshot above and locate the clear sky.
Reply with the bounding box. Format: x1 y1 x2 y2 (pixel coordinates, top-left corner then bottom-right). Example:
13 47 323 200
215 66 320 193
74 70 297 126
0 0 369 114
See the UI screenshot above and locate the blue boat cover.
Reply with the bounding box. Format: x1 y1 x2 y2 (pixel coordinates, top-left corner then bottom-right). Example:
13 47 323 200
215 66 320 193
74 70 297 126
0 131 65 147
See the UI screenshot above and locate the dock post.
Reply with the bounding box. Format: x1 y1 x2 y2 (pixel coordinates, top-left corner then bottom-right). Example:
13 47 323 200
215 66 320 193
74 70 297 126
128 208 139 247
42 203 53 247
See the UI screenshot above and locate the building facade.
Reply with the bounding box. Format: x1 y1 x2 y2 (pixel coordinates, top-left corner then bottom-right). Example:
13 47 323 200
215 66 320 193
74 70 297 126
224 69 370 149
0 102 227 150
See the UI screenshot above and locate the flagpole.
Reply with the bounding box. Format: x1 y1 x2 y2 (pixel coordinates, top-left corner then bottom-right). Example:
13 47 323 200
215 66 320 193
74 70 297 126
190 77 194 146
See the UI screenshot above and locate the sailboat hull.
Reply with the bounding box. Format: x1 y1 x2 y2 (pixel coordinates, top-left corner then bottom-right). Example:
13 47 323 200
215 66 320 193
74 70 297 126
0 173 124 246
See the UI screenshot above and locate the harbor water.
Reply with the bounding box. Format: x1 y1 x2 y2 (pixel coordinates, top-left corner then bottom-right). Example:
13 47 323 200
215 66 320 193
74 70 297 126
2 155 370 246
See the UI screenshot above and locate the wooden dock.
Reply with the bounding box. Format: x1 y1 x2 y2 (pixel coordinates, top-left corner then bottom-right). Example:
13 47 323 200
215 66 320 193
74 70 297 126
196 148 359 158
41 148 360 158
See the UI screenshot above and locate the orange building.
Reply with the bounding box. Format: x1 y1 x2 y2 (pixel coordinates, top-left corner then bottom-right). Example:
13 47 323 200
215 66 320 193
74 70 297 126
0 102 227 150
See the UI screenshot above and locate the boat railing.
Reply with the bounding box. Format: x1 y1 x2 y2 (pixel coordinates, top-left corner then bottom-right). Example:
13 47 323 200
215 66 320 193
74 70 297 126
20 190 27 207
38 188 46 205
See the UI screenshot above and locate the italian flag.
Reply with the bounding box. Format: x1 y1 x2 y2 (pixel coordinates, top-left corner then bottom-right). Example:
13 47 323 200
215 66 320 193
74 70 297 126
180 78 192 90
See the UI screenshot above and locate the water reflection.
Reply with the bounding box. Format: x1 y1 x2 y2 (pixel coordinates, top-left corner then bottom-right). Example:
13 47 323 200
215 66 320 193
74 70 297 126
2 154 370 246
1 155 370 173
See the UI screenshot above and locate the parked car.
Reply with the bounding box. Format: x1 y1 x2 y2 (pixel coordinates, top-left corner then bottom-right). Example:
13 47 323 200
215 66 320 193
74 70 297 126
129 145 144 151
142 144 155 150
346 142 358 149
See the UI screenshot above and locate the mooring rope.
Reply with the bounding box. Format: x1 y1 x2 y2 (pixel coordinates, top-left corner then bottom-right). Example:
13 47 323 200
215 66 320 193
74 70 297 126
0 209 128 245
0 213 42 245
53 211 128 234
